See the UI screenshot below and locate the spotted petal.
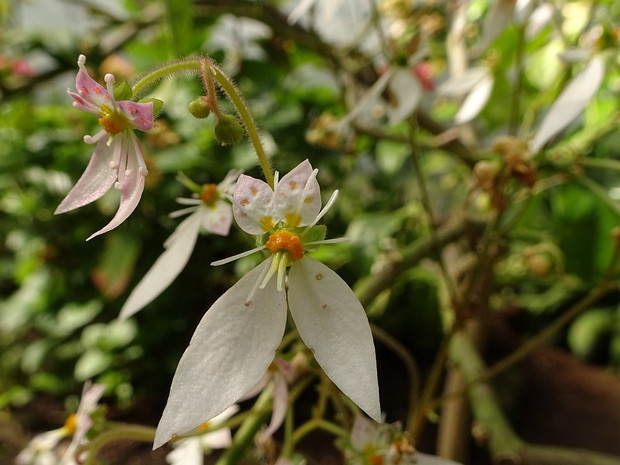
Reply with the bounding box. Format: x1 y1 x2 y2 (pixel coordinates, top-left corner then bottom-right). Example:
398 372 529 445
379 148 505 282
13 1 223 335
288 257 381 421
154 259 288 449
72 68 112 112
54 135 117 214
117 100 154 132
200 200 233 236
274 159 321 227
233 174 276 234
119 211 202 320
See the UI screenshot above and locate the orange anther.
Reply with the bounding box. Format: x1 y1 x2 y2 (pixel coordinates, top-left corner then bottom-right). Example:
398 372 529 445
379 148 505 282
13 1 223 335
64 413 77 435
201 183 218 204
266 231 304 261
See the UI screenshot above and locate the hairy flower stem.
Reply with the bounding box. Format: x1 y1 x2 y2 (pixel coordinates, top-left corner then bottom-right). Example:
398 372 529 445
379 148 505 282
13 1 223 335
129 57 275 189
83 424 156 465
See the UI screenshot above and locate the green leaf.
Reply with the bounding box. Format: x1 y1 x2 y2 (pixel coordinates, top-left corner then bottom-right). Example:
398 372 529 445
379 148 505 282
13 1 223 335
75 348 113 381
164 0 194 55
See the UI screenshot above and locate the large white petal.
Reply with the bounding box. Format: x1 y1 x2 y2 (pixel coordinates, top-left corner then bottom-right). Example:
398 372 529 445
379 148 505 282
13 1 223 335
119 212 202 320
287 257 380 421
531 56 605 153
154 260 288 449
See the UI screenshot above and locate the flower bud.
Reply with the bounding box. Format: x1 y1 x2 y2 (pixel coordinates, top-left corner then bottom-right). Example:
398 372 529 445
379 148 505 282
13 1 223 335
188 97 211 119
474 160 501 184
214 114 244 145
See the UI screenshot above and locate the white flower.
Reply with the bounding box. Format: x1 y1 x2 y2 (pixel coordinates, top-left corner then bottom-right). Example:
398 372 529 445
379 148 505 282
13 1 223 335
153 160 380 448
57 55 154 241
119 171 239 320
16 382 105 465
166 405 239 465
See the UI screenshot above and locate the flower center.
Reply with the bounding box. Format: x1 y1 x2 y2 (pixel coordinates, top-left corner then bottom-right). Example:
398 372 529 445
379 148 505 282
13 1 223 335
98 105 130 135
266 231 304 262
200 183 218 205
64 413 77 435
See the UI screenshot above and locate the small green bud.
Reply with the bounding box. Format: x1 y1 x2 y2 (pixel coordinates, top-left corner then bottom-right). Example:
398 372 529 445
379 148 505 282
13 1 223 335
188 97 211 119
139 98 164 118
214 114 244 145
113 81 133 101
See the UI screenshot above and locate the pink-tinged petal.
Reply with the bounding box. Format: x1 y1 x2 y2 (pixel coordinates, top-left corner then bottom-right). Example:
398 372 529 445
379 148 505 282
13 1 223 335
200 200 233 236
68 87 101 115
154 259 288 449
87 136 146 240
262 372 288 439
239 372 271 401
117 100 154 131
350 415 379 450
288 257 381 422
74 68 112 110
119 211 202 320
233 174 276 234
54 138 117 214
274 160 321 227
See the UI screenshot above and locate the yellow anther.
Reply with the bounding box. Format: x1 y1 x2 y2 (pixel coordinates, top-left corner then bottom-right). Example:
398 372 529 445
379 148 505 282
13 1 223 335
260 216 274 231
285 212 301 227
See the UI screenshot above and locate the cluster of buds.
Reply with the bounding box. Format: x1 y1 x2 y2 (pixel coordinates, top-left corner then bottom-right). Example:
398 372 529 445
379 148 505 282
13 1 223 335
473 135 537 210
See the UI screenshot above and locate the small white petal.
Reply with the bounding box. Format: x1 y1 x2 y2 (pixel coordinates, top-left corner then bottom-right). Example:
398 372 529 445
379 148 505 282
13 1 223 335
287 257 380 421
166 438 203 465
154 260 288 449
454 72 494 124
274 160 321 227
531 56 605 153
262 372 288 439
119 212 202 320
200 200 233 236
417 452 464 465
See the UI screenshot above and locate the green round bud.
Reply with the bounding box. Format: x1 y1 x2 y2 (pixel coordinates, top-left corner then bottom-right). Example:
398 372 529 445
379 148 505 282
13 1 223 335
214 115 244 145
188 97 211 119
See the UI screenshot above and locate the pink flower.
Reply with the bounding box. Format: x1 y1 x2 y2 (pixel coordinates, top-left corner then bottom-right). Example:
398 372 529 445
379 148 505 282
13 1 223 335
56 55 154 240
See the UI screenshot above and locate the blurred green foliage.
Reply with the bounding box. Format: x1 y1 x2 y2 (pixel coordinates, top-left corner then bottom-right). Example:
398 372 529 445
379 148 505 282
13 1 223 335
1 0 620 453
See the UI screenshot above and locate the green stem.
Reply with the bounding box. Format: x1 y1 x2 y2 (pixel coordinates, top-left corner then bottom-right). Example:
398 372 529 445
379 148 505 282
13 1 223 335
215 389 272 465
291 419 349 446
131 59 201 97
84 424 156 465
129 57 274 188
211 65 274 189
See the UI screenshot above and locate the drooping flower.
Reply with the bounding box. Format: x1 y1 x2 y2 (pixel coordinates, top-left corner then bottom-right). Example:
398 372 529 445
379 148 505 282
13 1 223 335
56 54 154 241
16 382 105 465
166 405 239 465
153 159 380 448
119 171 239 320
